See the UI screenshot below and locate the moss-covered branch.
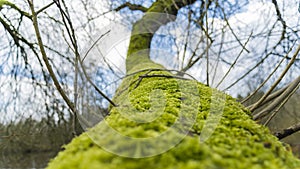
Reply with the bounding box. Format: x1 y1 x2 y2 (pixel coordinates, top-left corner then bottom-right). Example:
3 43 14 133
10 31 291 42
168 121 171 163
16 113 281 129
0 0 31 18
47 68 300 169
115 2 148 12
46 0 300 168
126 0 197 72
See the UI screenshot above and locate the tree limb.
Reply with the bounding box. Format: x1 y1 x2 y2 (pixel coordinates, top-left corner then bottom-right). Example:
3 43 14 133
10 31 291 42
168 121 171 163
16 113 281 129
36 2 55 15
0 0 31 19
253 76 300 120
126 0 197 71
216 32 252 88
263 81 300 126
0 16 35 49
53 0 117 107
28 0 76 117
242 42 296 104
115 2 148 12
271 0 286 42
274 122 300 140
250 43 300 112
247 83 287 111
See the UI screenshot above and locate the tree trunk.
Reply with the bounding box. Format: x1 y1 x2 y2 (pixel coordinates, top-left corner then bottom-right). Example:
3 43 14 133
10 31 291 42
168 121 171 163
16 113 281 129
47 1 300 168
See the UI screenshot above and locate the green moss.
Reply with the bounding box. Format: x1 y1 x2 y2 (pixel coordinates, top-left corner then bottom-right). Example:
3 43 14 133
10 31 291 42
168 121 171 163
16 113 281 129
0 0 10 7
126 0 183 72
47 66 300 169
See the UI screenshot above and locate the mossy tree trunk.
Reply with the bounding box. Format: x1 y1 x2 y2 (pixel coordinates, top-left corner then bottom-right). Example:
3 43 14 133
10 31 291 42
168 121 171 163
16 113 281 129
47 1 300 169
126 0 197 72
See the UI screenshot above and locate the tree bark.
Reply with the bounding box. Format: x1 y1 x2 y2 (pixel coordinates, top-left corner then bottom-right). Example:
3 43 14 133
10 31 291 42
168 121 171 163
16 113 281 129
126 0 197 72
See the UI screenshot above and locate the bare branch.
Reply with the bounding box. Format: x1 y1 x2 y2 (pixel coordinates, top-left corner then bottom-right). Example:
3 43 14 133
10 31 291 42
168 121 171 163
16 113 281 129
274 122 300 140
171 0 180 10
247 79 291 111
82 30 111 61
216 32 252 88
263 81 300 126
179 41 211 74
217 2 250 53
54 0 118 107
139 74 191 80
253 76 300 120
0 0 31 19
115 2 148 12
250 43 300 112
241 42 296 104
205 1 209 86
0 16 35 48
78 55 118 107
28 0 76 115
36 2 55 15
180 11 192 70
271 0 287 42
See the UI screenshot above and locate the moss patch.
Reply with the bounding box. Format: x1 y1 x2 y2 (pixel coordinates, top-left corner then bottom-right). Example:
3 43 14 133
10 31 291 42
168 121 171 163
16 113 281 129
47 66 300 169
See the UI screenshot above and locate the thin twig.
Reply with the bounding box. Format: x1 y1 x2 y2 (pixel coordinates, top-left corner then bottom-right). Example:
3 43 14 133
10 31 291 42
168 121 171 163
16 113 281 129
241 42 296 104
1 1 31 19
114 69 197 97
181 11 192 70
171 0 180 10
126 68 198 81
271 0 287 45
180 41 212 74
54 0 83 135
134 70 152 89
28 0 76 114
248 79 291 111
250 43 300 112
205 1 210 86
36 2 55 15
102 68 198 93
216 32 252 88
219 3 250 53
81 30 111 62
78 57 118 107
211 27 226 87
264 82 300 126
55 0 117 108
131 74 193 92
253 76 300 120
